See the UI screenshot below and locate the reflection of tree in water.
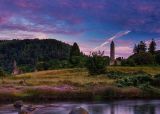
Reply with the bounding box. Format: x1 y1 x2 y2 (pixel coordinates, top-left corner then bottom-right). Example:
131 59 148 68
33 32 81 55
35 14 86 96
88 104 115 114
110 104 115 114
134 104 155 114
87 105 106 114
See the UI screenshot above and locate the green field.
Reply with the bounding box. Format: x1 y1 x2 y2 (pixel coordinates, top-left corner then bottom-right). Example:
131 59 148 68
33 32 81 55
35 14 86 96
0 66 160 102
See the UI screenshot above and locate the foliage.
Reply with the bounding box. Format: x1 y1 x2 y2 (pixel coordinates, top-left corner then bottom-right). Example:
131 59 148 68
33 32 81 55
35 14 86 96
129 53 154 65
36 60 72 71
133 44 139 54
133 41 147 54
69 42 86 67
108 66 160 75
0 39 71 73
19 65 35 73
1 67 160 101
106 71 128 79
70 56 87 68
86 51 108 75
117 74 152 87
138 41 147 53
70 42 80 57
129 39 160 66
148 39 156 54
121 59 136 66
155 52 160 65
152 74 160 87
0 68 6 77
106 70 149 79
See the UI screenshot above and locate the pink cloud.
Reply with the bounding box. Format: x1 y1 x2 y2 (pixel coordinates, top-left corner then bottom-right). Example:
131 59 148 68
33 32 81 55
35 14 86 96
80 41 133 58
135 4 155 13
115 39 133 46
126 19 145 26
14 0 40 10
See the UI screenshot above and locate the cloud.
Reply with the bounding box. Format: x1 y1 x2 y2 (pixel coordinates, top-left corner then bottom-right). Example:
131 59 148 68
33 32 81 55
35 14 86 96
115 46 132 58
79 30 132 58
93 30 131 50
0 30 48 40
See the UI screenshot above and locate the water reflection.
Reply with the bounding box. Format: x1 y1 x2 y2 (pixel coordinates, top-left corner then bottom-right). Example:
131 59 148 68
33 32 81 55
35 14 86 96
1 100 160 114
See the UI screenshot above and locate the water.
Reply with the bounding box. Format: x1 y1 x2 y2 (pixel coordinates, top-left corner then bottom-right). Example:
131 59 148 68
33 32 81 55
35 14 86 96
0 100 160 114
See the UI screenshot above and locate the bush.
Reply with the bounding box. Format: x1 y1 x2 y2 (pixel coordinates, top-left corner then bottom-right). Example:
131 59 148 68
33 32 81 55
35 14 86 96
70 56 87 68
155 53 160 65
36 60 72 71
106 71 128 79
0 68 6 77
86 51 108 75
129 53 154 65
152 74 160 87
121 59 136 66
117 75 152 87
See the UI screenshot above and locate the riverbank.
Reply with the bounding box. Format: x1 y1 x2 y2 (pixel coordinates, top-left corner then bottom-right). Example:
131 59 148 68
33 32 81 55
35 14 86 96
1 67 160 103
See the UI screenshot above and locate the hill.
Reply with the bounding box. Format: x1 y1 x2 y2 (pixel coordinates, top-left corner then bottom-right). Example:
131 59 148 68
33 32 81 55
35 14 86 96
0 39 71 73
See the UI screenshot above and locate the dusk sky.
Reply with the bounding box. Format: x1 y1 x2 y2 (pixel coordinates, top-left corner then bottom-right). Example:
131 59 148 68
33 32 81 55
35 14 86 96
1 0 160 57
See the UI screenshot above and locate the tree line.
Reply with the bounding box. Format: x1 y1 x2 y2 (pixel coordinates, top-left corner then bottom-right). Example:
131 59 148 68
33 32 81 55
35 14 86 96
0 39 83 74
122 39 160 66
0 38 159 76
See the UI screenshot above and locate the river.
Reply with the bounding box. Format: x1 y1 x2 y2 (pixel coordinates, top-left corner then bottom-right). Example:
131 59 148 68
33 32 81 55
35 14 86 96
0 100 160 114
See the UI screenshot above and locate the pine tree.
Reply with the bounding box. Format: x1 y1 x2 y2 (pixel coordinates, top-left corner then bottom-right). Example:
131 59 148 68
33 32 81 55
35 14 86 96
70 42 81 65
133 44 138 54
70 42 80 57
149 39 156 54
138 41 147 53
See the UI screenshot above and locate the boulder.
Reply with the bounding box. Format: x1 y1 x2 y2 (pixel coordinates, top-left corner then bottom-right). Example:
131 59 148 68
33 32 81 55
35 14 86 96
69 107 89 114
13 101 23 110
14 101 36 114
19 109 31 114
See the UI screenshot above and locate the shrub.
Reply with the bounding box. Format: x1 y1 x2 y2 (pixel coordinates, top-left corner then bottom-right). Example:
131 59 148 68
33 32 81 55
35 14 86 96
129 53 154 65
0 68 6 77
121 59 136 66
151 74 160 87
86 51 108 75
155 53 160 65
106 71 128 79
70 56 87 67
117 75 152 87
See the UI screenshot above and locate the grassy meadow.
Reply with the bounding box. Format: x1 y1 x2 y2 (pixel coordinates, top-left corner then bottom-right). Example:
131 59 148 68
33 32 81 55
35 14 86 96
0 66 160 103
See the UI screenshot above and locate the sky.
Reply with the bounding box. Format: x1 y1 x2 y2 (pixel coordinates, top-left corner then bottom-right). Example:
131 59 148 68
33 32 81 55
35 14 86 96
0 0 160 57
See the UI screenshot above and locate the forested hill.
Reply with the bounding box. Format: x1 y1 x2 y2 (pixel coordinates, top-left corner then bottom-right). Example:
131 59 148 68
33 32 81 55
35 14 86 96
0 39 71 73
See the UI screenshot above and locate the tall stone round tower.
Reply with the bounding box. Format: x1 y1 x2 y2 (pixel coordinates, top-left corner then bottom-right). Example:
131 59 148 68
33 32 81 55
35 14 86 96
110 41 115 65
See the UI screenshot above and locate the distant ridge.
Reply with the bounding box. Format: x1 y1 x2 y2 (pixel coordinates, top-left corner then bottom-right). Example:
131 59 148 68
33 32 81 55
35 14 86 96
0 39 71 73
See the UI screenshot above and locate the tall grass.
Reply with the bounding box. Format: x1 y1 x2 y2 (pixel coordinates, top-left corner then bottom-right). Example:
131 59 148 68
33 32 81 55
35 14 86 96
0 67 160 102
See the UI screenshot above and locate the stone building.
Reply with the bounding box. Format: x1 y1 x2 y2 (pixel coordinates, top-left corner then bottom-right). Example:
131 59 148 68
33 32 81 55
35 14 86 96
110 41 115 65
12 60 22 75
109 41 122 65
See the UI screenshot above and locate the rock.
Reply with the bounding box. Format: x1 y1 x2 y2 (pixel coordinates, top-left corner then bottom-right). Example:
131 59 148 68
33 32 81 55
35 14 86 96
69 107 89 114
25 105 36 112
19 109 30 114
13 100 23 110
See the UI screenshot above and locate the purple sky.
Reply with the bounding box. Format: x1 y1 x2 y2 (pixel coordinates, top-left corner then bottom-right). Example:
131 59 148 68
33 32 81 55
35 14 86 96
0 0 160 57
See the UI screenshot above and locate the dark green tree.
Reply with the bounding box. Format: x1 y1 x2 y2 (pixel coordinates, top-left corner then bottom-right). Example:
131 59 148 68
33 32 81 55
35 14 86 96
138 41 147 53
133 44 138 54
70 42 80 57
0 39 71 73
0 68 6 77
70 42 81 66
130 53 154 65
148 39 156 54
86 51 108 75
155 53 160 65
